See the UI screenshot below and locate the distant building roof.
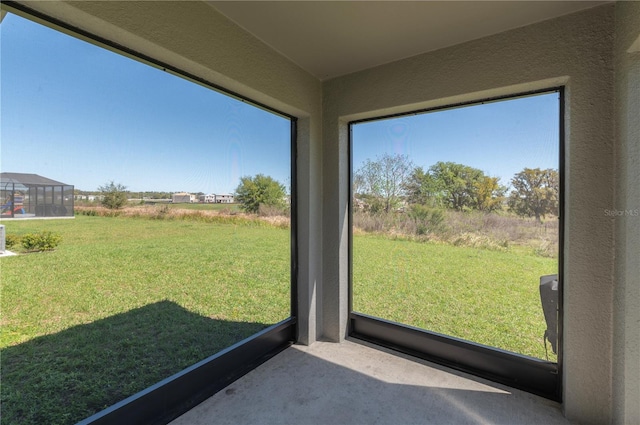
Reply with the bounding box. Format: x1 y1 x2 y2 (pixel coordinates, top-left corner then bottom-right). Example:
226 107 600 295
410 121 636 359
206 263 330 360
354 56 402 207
0 172 70 186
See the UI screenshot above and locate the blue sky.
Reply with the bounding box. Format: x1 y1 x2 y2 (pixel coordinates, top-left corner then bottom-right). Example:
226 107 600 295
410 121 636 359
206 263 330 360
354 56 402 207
1 13 558 195
352 92 560 190
1 13 291 194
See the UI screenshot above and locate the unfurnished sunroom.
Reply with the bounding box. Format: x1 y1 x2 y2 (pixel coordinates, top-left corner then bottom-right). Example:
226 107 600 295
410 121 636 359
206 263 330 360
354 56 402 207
0 1 638 425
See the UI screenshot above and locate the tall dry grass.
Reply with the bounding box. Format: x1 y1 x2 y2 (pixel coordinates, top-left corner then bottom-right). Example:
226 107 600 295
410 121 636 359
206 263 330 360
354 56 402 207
353 208 558 256
75 205 557 256
74 205 290 229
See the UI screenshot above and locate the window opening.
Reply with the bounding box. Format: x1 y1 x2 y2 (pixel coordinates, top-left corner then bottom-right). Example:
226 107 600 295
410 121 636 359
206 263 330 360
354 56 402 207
349 90 563 399
1 10 296 424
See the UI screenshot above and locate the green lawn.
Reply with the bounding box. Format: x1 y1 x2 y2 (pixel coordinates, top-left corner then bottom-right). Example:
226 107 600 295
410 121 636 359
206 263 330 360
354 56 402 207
0 215 290 425
353 234 557 360
1 214 556 424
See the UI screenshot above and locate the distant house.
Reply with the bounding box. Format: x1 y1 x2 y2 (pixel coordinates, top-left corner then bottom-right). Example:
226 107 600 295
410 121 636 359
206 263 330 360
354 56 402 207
200 194 215 203
172 192 196 203
87 195 104 202
0 172 74 218
215 194 234 204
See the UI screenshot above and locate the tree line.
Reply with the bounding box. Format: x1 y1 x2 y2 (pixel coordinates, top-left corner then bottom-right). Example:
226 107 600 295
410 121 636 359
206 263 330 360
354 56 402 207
93 176 289 214
354 153 558 222
76 188 176 199
92 153 558 222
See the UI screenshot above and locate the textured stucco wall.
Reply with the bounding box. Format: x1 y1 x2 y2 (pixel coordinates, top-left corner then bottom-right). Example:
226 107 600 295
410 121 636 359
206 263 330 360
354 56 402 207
613 2 640 424
323 5 616 423
10 0 324 345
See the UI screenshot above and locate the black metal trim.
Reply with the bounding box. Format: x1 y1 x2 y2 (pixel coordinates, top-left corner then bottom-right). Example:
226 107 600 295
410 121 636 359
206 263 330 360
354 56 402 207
556 87 565 399
77 318 296 425
1 1 295 121
349 87 565 125
348 124 354 316
351 313 560 401
290 118 299 320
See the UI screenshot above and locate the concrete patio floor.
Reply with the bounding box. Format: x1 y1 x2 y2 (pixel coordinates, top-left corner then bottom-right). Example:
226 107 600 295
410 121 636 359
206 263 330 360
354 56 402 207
170 339 571 425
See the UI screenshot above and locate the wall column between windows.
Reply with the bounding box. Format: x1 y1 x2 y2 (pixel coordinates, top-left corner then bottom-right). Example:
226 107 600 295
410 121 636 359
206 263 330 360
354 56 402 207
295 116 323 345
320 114 351 342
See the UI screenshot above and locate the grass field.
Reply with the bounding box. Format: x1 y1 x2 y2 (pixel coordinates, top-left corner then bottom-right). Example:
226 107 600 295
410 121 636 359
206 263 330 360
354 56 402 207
1 212 556 424
353 234 557 359
0 215 290 425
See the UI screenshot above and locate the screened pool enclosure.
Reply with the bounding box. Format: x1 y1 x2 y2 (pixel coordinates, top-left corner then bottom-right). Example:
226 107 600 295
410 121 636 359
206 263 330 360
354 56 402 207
1 173 74 218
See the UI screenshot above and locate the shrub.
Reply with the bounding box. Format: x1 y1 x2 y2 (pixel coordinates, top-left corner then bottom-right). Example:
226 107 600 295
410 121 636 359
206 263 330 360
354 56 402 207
21 231 62 252
408 205 445 235
5 234 20 249
98 181 128 210
235 174 286 213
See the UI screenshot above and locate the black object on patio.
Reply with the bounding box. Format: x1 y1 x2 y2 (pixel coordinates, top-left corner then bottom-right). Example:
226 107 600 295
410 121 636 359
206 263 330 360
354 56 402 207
540 274 559 355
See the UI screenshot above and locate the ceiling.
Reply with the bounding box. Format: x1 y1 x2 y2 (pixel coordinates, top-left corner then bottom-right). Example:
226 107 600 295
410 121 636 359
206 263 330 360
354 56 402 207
209 1 609 81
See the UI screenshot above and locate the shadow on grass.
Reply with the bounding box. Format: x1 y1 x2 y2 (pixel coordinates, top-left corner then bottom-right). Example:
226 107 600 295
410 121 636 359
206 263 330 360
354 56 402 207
0 301 270 425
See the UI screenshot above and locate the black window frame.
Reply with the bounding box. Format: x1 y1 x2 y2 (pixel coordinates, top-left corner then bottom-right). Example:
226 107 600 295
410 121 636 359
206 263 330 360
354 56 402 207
348 88 565 401
2 2 299 423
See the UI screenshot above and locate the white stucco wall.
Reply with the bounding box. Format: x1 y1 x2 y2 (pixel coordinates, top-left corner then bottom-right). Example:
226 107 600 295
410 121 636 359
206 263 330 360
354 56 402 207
614 2 640 424
323 5 616 423
8 0 324 345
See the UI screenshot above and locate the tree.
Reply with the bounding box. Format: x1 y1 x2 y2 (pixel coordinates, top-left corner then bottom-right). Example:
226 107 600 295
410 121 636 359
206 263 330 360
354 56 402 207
473 175 506 212
403 166 443 207
98 181 128 209
428 161 484 211
235 174 286 214
508 168 559 222
354 153 413 213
